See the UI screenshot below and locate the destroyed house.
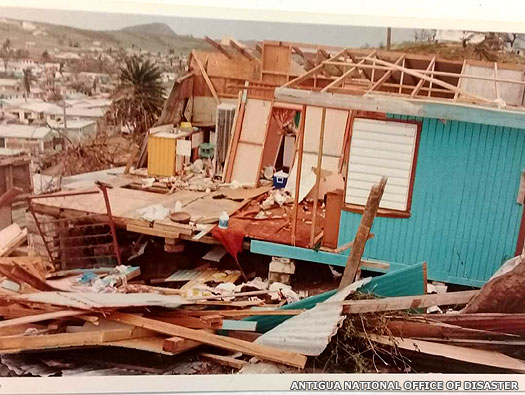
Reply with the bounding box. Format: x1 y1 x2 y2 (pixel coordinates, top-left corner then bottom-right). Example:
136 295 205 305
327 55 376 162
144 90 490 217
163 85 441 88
31 40 525 288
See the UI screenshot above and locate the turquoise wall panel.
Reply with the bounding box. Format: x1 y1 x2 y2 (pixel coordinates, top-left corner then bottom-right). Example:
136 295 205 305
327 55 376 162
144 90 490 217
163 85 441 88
339 115 525 287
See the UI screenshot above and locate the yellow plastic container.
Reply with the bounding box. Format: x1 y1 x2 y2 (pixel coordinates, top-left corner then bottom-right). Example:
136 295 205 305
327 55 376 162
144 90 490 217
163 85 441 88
147 133 177 177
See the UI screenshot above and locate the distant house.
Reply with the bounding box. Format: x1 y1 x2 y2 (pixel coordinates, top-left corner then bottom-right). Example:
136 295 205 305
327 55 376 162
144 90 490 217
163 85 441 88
21 21 37 31
25 41 36 49
48 119 97 144
4 101 63 125
435 30 485 45
0 124 61 154
0 79 20 93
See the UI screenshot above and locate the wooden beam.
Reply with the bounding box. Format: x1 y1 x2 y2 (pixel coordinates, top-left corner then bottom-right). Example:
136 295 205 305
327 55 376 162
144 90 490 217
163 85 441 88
204 36 232 59
104 336 174 355
291 105 306 246
339 177 387 289
318 48 344 74
341 290 479 314
229 39 255 61
0 261 55 291
369 334 525 373
494 62 500 101
292 46 315 69
454 59 467 102
399 57 406 94
410 56 436 98
107 312 307 368
200 353 247 369
283 48 347 88
367 54 405 92
191 50 220 105
309 108 326 247
321 50 377 92
161 309 305 318
0 310 85 329
384 319 518 340
163 336 202 354
0 327 152 352
274 88 525 130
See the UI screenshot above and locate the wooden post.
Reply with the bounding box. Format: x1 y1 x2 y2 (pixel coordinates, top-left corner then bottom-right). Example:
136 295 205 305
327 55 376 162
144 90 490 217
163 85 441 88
291 106 307 246
339 176 387 290
309 108 326 247
191 50 220 105
386 28 392 51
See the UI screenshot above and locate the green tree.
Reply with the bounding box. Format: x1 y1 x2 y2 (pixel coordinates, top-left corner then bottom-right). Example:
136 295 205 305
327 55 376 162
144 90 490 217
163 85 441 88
111 55 165 140
1 38 11 71
42 50 51 62
22 68 32 101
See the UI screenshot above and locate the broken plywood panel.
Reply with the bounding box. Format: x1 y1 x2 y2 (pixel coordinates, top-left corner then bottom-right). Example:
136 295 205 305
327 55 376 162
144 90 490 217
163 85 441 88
11 292 188 310
230 99 272 185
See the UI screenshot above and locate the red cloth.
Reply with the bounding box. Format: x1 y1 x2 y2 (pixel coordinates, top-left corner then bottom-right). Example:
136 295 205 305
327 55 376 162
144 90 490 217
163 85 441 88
211 227 245 267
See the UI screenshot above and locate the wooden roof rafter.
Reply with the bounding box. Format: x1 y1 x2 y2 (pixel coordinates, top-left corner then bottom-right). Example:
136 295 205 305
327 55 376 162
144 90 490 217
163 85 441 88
320 50 377 92
282 48 348 88
229 39 256 61
204 36 232 59
367 54 405 92
278 44 525 109
410 56 436 98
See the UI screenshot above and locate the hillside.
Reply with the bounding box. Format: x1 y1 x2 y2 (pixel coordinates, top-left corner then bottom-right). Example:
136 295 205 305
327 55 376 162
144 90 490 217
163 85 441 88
0 18 210 56
119 23 176 36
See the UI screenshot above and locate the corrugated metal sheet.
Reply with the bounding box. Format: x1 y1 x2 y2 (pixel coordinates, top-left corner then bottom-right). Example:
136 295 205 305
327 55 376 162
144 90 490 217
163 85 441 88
254 278 370 355
147 135 177 177
339 115 525 287
347 118 418 211
244 263 426 333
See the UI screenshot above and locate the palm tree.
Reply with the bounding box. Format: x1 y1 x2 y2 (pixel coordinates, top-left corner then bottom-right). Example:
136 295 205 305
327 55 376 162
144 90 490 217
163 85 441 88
111 55 165 139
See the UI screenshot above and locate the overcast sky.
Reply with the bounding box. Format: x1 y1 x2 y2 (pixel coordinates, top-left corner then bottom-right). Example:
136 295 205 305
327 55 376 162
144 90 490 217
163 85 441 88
0 6 416 47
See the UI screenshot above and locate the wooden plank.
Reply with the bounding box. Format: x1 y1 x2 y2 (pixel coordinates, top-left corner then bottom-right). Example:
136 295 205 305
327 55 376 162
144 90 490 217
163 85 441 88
107 312 307 368
204 36 232 59
161 309 305 318
291 105 306 246
369 334 525 373
0 261 55 291
200 352 247 369
321 50 376 92
229 39 255 61
309 107 326 247
163 336 202 354
341 290 479 314
0 310 85 329
283 48 347 88
107 336 174 355
150 315 222 329
410 56 436 98
385 319 518 340
126 224 180 239
221 320 257 332
339 176 387 289
367 54 405 92
191 50 220 105
0 327 152 352
322 189 343 249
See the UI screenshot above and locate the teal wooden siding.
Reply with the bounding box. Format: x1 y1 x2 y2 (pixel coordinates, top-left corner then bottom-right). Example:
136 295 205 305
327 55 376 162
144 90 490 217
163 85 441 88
339 115 525 287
